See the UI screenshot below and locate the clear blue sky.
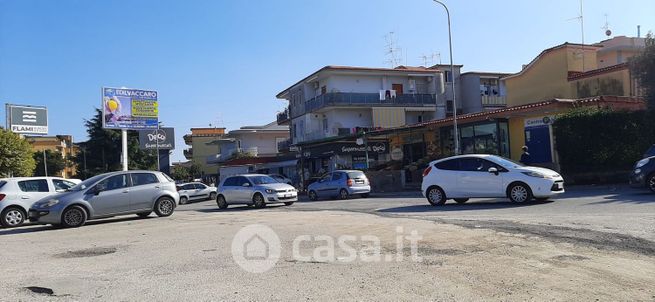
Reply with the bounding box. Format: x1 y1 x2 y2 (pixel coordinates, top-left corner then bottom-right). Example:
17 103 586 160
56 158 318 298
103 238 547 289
1 0 653 162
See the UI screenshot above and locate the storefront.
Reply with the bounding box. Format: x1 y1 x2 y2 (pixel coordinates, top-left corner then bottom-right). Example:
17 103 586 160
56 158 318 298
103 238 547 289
298 141 390 175
440 119 510 158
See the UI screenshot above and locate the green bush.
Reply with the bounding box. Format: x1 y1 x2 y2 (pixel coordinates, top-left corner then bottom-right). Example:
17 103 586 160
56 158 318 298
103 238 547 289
553 108 655 174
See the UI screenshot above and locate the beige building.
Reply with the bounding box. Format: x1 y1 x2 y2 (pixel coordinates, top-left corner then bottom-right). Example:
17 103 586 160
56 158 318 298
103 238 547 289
183 127 226 178
25 135 77 178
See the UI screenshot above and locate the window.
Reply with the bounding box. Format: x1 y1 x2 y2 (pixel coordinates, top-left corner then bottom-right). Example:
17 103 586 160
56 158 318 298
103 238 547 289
53 179 76 191
444 70 452 83
194 183 207 189
459 158 485 172
131 173 159 186
249 176 277 185
223 177 238 187
346 171 365 179
162 173 174 182
446 100 453 112
435 159 459 171
18 179 49 192
97 174 129 191
321 86 327 95
236 176 251 187
417 115 423 123
331 173 342 181
182 184 196 190
323 118 328 132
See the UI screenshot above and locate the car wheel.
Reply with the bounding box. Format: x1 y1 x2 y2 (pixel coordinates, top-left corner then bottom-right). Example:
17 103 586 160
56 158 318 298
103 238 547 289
253 193 266 208
1 207 26 228
308 190 318 201
61 205 87 228
454 198 469 204
284 202 294 206
508 183 533 203
648 174 655 193
426 186 446 206
338 189 349 200
154 197 175 217
361 193 370 198
136 212 152 218
179 196 188 205
217 195 228 209
535 197 550 202
209 192 217 201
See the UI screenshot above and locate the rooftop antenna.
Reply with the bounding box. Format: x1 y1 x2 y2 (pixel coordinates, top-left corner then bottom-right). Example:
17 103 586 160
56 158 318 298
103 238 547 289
384 32 403 68
602 14 612 37
419 52 441 66
567 0 586 71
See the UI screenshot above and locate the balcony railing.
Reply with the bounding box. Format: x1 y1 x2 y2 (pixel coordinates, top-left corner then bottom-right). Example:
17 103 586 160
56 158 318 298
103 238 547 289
290 92 436 118
277 107 290 124
481 95 507 106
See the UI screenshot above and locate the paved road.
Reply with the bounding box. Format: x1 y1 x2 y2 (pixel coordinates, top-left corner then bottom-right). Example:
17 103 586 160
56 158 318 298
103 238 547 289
181 184 655 254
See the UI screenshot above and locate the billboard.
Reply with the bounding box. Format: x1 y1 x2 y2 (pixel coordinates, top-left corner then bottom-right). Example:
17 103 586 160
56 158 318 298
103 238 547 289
138 127 175 150
102 87 158 130
7 104 48 135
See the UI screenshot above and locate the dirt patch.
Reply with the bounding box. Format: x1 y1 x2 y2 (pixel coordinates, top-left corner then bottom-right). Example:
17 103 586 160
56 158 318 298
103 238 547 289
54 246 117 258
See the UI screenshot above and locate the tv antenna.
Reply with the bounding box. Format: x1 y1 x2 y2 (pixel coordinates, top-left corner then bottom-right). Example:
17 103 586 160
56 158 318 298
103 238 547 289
566 0 586 71
419 52 441 66
384 32 404 68
602 14 612 37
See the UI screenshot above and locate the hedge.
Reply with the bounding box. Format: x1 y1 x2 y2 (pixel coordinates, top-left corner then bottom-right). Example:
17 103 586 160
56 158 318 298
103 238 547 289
553 108 655 174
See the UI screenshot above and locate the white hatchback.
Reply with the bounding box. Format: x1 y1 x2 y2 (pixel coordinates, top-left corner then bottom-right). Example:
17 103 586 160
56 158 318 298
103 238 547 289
421 154 565 205
0 177 81 227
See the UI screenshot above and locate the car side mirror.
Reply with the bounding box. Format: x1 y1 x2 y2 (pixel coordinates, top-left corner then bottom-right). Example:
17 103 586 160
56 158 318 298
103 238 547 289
488 167 499 175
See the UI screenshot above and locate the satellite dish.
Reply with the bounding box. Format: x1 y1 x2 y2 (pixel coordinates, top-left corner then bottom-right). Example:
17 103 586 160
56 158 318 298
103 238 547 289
605 29 612 37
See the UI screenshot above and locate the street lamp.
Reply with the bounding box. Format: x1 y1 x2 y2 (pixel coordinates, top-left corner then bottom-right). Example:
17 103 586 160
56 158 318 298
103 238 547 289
432 0 460 155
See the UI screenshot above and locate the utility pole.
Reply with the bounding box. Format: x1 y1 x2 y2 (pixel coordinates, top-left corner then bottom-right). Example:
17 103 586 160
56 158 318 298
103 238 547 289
43 149 48 176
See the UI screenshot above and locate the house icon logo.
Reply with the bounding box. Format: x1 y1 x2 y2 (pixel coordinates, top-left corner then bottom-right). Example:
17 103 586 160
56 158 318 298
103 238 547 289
231 224 281 273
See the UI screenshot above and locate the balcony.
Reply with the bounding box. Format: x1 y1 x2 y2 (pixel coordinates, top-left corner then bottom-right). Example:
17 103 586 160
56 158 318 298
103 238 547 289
183 148 193 160
481 95 507 107
277 107 290 125
291 92 436 118
277 138 292 152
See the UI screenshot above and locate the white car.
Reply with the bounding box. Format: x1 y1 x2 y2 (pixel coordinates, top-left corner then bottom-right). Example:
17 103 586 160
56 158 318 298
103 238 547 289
176 182 217 205
421 154 565 205
216 174 297 209
0 177 81 227
269 174 292 185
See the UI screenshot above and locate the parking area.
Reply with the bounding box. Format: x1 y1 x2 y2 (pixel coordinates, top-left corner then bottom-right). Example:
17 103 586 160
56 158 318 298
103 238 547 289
0 186 653 301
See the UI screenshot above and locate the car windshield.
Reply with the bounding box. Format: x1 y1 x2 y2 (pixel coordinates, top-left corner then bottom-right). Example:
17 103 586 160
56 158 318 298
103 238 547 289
69 174 106 191
249 176 278 185
490 156 525 169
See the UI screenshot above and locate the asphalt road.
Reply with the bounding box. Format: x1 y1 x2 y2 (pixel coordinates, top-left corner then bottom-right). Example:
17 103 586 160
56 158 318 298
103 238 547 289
180 184 655 254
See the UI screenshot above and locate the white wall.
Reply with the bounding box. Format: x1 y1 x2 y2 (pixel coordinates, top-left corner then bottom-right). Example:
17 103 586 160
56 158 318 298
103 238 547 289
233 131 289 156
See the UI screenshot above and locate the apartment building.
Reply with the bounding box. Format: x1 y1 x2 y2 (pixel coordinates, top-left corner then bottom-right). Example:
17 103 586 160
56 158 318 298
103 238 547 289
25 135 77 178
183 127 226 178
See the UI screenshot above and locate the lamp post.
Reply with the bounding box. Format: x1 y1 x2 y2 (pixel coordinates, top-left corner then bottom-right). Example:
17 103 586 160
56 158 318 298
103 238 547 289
432 0 460 155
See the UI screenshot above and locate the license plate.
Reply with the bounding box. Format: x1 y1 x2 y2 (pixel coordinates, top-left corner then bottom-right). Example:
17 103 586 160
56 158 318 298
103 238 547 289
285 194 291 198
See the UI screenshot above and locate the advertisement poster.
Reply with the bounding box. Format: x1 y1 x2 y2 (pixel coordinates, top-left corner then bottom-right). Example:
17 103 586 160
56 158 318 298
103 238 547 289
102 87 158 129
7 104 48 135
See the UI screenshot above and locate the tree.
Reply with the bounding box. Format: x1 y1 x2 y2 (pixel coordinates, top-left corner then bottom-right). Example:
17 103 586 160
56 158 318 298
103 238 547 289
629 32 655 109
188 162 203 179
170 165 190 182
74 109 157 178
0 128 36 177
33 150 67 176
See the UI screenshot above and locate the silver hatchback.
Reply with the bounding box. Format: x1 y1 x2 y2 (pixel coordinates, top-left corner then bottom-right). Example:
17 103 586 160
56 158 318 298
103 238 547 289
216 174 297 209
29 171 179 228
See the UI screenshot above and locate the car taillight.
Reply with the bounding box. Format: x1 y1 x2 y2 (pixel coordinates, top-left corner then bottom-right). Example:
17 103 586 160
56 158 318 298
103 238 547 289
0 194 5 202
347 179 353 187
422 166 432 177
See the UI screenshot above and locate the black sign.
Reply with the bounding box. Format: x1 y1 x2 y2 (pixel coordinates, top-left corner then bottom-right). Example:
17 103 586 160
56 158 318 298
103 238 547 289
302 142 388 158
8 104 48 135
139 127 175 150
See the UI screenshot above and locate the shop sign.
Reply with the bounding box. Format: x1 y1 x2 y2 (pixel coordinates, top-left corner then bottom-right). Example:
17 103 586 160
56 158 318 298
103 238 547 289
524 116 556 128
303 142 389 158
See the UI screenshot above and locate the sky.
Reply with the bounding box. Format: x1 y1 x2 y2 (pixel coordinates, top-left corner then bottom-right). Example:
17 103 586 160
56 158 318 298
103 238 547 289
1 0 653 163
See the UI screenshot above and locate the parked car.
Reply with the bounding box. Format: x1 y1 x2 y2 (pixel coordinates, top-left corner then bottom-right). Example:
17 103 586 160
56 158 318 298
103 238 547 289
307 170 371 201
269 174 292 185
421 154 565 205
629 155 655 193
0 177 81 227
644 144 655 158
216 174 296 209
29 171 179 228
176 182 217 204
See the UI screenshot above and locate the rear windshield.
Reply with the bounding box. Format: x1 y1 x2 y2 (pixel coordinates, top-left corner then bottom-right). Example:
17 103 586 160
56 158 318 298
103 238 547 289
347 171 366 179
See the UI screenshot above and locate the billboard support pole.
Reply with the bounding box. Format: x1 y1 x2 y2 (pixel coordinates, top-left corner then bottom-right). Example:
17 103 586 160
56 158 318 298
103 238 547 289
122 129 128 171
156 123 160 171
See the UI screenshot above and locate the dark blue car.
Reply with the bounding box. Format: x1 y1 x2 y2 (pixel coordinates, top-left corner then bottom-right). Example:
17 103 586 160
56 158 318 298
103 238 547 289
629 145 655 193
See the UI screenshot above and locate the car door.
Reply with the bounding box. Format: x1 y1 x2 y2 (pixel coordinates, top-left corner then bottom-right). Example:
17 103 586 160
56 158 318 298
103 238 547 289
180 184 197 200
86 174 131 216
129 173 161 211
194 183 210 199
234 176 253 202
314 174 332 196
220 178 235 201
457 158 504 197
433 159 461 197
16 179 52 208
328 172 344 195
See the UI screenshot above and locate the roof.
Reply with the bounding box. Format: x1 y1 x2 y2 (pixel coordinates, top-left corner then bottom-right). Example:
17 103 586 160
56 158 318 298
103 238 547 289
567 62 629 81
460 71 513 77
276 65 441 98
502 42 603 81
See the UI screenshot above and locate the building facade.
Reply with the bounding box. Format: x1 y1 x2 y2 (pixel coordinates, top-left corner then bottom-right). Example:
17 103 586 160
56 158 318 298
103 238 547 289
25 135 77 178
183 127 226 178
459 72 510 113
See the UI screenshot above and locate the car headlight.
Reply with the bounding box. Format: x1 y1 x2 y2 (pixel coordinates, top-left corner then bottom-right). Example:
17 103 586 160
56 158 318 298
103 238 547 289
636 158 650 169
265 189 275 194
634 168 642 175
521 171 549 179
44 199 60 207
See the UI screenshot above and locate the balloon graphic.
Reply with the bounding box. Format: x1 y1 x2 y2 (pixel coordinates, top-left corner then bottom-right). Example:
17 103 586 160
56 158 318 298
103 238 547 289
108 99 118 112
